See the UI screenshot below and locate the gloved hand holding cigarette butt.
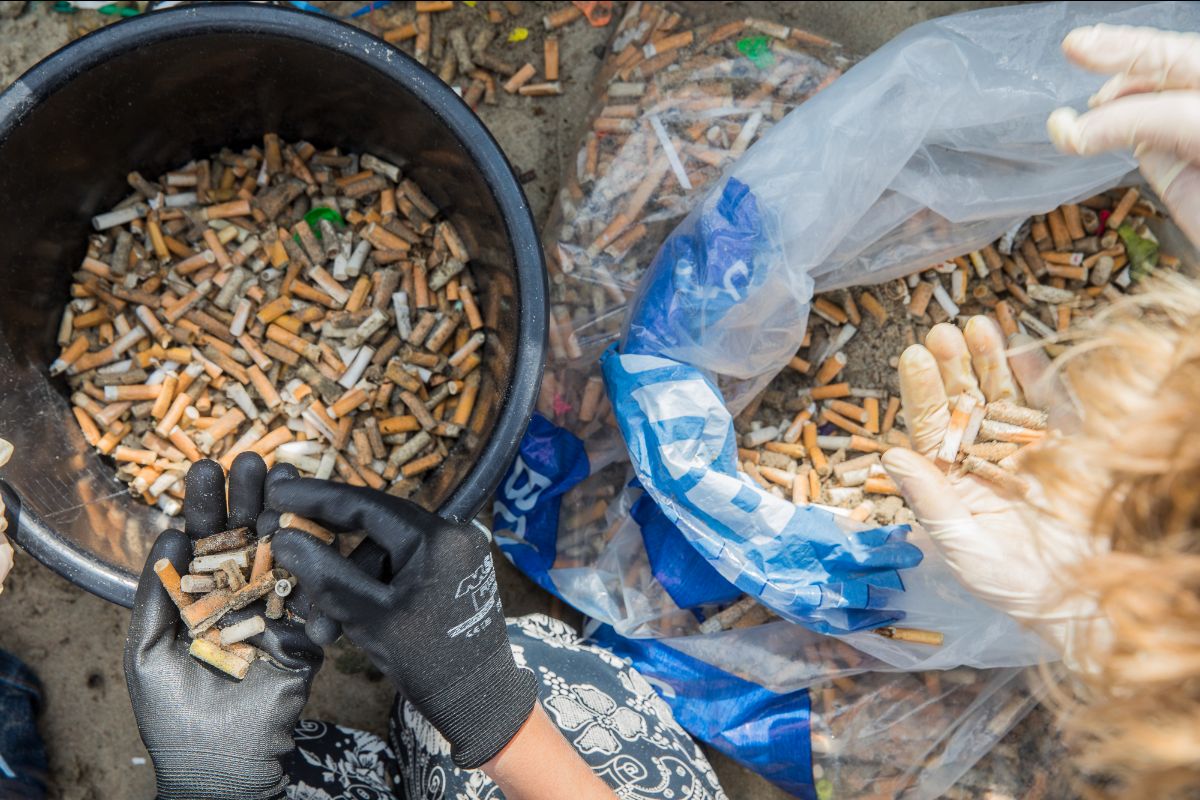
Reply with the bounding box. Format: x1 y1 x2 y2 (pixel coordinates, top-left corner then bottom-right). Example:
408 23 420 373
881 318 1108 669
125 454 322 800
264 477 539 770
1047 24 1200 246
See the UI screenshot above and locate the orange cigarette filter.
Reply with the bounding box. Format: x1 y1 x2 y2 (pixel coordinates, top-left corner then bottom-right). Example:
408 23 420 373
810 382 850 400
154 558 194 609
814 352 847 386
858 291 888 324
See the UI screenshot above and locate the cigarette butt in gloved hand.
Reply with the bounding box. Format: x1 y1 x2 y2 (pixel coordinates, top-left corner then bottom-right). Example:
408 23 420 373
882 318 1106 669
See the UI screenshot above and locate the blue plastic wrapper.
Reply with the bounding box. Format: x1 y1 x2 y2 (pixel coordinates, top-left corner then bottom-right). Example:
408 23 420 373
601 343 924 635
588 624 817 800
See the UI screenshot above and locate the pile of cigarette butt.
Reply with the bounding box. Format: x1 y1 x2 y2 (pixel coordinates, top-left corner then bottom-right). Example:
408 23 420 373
54 135 486 513
715 186 1178 646
376 0 584 105
153 515 333 680
545 4 841 352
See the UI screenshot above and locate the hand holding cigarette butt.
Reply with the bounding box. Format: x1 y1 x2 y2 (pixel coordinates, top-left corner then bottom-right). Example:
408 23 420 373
1047 25 1200 246
882 318 1106 664
124 455 322 800
266 479 538 769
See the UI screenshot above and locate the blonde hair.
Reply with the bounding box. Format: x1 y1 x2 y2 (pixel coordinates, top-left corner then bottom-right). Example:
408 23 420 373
1022 273 1200 799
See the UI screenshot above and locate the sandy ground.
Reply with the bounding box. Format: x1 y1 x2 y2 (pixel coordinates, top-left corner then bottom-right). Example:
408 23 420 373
0 2 1067 799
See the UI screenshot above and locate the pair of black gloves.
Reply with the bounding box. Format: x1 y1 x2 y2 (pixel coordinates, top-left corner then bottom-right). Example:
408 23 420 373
125 454 536 800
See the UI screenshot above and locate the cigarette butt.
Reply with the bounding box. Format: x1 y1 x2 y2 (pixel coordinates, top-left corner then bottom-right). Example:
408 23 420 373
328 387 369 419
73 406 102 446
384 22 418 43
757 466 795 488
978 419 1046 444
963 455 1029 496
864 475 900 496
401 451 444 477
863 397 880 434
180 574 215 594
782 409 811 444
807 469 821 500
167 426 203 462
1062 204 1086 240
963 441 1019 462
849 501 874 523
504 63 538 94
858 291 888 325
788 356 811 374
150 374 178 420
544 36 559 81
908 282 934 317
936 393 979 463
812 297 848 325
827 399 868 424
1046 208 1072 252
193 527 250 556
114 446 157 466
791 473 809 505
180 588 234 631
219 615 266 646
1107 188 1140 231
153 558 193 609
880 396 900 434
874 626 944 646
810 382 850 400
279 513 335 545
518 82 563 97
189 637 251 680
814 352 847 386
543 5 581 29
994 300 1018 338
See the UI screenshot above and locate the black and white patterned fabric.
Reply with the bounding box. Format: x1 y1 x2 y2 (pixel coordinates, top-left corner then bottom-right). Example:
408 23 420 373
287 614 727 800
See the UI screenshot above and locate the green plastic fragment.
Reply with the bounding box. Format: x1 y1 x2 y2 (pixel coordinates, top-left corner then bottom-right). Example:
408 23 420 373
1117 223 1158 282
816 778 834 800
294 206 347 242
737 35 774 69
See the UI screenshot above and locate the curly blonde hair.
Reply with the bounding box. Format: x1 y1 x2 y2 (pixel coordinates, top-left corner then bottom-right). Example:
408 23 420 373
1022 273 1200 799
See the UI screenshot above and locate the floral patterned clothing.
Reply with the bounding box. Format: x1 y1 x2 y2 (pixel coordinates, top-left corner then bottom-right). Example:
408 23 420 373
287 614 727 800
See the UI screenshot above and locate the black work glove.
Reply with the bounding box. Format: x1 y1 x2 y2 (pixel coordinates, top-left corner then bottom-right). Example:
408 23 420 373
124 456 322 800
263 479 537 769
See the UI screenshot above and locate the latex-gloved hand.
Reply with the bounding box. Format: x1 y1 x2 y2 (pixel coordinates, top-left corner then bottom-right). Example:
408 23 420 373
125 455 322 800
881 318 1107 669
264 479 537 769
1047 24 1200 246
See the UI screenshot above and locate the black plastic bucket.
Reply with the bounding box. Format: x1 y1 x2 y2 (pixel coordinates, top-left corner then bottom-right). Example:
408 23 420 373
0 4 546 608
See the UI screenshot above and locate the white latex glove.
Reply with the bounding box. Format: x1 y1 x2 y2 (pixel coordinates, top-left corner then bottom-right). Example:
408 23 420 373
0 438 12 593
881 319 1107 670
1047 24 1200 247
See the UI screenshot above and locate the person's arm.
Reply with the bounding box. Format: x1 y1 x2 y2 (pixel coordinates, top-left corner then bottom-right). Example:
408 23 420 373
483 702 617 800
266 480 615 792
